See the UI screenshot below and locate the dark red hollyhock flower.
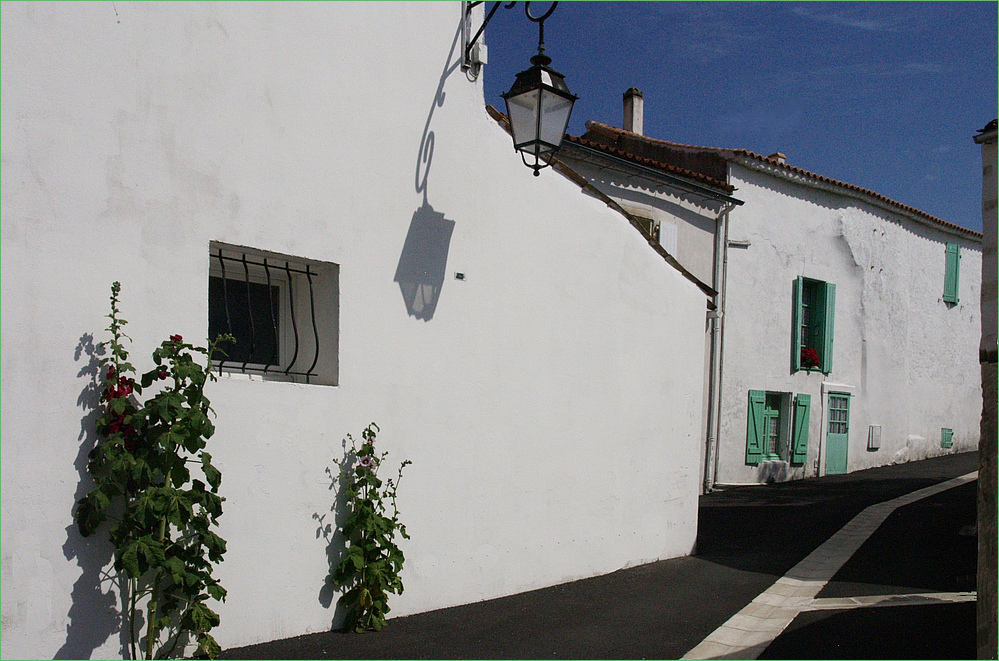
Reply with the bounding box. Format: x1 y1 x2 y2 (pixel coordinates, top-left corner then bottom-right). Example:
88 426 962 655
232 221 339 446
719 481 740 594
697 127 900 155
107 414 123 434
103 375 134 400
115 377 133 398
170 334 183 343
158 370 169 380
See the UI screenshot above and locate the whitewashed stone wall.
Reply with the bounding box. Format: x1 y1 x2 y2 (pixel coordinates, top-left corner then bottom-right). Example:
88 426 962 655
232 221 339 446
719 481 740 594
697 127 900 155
1 3 708 658
715 162 982 484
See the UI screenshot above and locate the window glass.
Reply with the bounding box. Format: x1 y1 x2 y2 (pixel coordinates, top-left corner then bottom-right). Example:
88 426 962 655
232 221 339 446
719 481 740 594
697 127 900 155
828 395 849 434
764 393 782 457
209 276 280 366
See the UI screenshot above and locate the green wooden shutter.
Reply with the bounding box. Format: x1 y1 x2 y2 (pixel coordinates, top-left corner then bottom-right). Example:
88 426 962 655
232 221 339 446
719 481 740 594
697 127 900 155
792 277 803 371
941 428 954 449
791 394 811 464
944 243 960 303
746 390 765 465
820 282 836 374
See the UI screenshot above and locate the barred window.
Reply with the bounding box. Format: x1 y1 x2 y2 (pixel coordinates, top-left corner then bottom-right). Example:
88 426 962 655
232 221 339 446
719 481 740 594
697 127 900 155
209 242 338 386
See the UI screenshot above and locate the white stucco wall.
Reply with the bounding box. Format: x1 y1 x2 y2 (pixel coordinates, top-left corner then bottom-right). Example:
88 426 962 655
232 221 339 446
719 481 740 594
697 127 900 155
1 3 708 658
715 162 982 485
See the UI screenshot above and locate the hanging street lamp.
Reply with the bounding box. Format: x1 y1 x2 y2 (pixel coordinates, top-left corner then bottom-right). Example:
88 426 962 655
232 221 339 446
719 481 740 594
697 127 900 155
500 2 577 176
462 1 577 177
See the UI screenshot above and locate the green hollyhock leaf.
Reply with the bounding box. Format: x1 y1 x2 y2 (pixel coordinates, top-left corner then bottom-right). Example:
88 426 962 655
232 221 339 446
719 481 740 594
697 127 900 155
201 453 222 491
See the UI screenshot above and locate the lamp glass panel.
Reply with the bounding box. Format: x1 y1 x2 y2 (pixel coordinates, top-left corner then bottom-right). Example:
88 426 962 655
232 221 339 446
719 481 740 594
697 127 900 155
539 90 574 147
506 89 541 147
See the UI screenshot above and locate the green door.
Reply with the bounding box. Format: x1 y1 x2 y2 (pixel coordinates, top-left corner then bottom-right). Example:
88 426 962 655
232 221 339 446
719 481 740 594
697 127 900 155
825 393 850 475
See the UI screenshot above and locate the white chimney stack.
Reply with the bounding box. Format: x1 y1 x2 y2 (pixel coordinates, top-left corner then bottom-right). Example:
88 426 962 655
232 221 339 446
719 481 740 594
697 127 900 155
623 87 644 135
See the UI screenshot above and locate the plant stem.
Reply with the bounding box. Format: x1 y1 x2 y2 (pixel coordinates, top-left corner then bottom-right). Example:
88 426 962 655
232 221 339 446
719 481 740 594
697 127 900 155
145 569 161 659
145 473 171 659
130 577 138 660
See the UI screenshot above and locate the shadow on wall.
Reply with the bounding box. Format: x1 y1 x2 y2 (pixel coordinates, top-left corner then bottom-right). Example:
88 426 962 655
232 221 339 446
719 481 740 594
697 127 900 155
315 436 353 629
393 13 463 322
394 202 456 321
57 334 127 659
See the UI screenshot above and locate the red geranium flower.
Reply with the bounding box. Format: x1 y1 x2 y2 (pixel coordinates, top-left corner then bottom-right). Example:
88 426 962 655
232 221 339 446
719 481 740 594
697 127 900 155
801 347 820 369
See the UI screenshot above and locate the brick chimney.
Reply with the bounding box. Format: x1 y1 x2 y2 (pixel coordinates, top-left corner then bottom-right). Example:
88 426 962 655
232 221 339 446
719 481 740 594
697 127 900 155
623 87 644 135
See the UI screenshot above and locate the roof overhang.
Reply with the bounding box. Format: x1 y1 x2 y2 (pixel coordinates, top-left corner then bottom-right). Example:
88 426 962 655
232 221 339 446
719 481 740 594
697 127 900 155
561 139 744 207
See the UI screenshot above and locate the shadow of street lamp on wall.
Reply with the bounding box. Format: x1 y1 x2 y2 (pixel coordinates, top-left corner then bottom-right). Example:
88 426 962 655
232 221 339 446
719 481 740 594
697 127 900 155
393 202 455 321
464 1 577 176
394 3 577 323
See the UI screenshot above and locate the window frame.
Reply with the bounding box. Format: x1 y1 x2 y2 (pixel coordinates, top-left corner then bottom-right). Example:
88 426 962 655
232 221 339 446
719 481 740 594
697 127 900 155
747 390 811 466
209 260 291 374
747 390 800 465
792 276 836 374
208 242 339 386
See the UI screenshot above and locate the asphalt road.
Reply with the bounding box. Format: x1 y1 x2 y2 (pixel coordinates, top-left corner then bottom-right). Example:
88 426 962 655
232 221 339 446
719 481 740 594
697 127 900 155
222 451 979 659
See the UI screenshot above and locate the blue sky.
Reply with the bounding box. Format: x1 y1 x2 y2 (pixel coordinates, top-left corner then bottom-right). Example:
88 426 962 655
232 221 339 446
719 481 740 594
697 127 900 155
480 2 997 232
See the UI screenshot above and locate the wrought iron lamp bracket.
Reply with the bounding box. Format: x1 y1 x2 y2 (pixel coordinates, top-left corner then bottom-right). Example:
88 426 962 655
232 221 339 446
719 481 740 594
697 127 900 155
461 2 558 79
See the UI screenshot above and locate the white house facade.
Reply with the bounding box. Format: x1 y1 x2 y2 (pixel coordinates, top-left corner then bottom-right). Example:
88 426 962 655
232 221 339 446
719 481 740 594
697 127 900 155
716 157 981 485
559 96 983 490
1 5 710 658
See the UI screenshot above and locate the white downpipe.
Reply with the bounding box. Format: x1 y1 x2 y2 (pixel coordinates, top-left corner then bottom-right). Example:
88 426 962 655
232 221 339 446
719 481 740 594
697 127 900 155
703 202 735 492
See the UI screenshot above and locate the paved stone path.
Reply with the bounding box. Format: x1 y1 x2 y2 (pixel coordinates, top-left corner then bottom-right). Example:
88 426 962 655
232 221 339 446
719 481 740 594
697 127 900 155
680 471 979 660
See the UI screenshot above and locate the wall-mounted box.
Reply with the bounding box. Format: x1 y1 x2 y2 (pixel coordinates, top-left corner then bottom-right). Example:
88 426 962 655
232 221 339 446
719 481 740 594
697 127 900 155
868 425 882 451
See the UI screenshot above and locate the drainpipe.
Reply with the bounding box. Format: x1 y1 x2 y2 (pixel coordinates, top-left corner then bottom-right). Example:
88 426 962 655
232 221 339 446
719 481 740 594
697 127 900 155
703 201 735 493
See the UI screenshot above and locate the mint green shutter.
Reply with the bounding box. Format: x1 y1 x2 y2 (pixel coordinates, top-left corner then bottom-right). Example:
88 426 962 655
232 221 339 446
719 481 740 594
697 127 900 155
746 390 765 464
941 428 954 448
944 243 960 303
791 394 811 464
820 282 835 374
792 277 803 371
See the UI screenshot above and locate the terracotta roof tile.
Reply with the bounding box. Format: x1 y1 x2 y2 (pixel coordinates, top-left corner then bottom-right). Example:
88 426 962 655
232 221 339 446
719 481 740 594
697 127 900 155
563 134 735 193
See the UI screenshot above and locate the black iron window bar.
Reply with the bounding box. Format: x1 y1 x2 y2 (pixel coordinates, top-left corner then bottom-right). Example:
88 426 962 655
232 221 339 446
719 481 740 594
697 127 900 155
212 247 321 383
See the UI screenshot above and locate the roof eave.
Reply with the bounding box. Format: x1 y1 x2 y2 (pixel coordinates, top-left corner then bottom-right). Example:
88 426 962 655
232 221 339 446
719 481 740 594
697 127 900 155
561 139 743 206
583 119 982 241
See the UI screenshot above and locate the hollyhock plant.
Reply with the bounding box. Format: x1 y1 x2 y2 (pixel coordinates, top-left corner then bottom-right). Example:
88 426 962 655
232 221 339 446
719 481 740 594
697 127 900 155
330 423 411 632
75 282 232 659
